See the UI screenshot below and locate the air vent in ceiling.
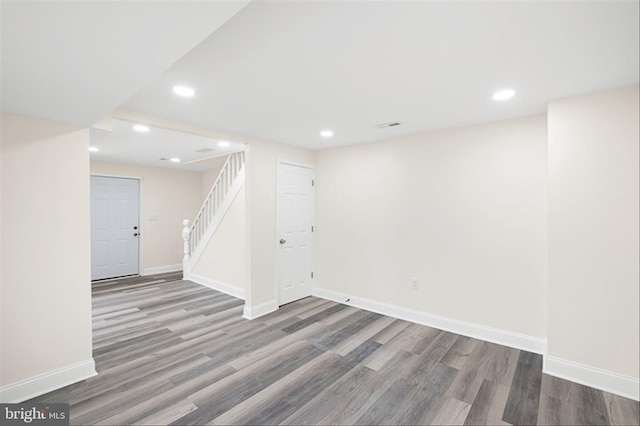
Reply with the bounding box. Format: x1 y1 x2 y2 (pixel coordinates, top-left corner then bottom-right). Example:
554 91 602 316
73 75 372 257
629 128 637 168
375 121 401 129
195 147 215 153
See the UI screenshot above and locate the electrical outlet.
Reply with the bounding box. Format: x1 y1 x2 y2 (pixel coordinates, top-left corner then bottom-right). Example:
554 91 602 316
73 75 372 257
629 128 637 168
411 277 419 289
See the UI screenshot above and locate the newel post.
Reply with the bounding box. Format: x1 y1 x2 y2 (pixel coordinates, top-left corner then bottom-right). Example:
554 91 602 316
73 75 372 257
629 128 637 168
182 219 191 279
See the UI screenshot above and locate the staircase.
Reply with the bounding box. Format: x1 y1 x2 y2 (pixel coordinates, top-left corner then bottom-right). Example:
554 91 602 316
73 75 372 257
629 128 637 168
182 151 245 279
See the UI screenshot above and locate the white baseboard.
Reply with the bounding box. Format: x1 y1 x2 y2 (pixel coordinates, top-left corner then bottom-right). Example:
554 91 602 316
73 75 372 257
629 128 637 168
312 286 546 354
243 300 278 320
189 273 245 300
544 356 639 401
0 359 97 403
142 264 182 276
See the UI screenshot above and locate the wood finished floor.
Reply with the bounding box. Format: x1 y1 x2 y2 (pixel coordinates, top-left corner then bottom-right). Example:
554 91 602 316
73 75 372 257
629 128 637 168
32 273 639 425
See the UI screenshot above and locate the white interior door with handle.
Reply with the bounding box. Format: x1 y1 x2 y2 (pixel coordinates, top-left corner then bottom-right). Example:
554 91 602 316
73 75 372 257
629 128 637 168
277 162 314 305
91 176 140 280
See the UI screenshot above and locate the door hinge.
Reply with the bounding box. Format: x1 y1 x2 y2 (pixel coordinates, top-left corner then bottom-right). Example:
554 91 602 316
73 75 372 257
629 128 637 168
312 179 315 186
311 226 314 232
311 272 314 279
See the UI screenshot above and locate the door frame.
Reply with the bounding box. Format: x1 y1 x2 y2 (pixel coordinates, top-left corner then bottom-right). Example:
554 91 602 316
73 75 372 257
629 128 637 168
275 159 316 306
90 173 144 278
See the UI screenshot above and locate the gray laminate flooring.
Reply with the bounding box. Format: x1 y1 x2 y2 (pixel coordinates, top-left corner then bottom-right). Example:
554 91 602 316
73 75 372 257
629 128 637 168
31 273 639 425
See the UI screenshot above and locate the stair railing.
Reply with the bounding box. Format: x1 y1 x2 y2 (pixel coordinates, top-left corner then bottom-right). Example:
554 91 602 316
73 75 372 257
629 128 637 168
182 151 245 278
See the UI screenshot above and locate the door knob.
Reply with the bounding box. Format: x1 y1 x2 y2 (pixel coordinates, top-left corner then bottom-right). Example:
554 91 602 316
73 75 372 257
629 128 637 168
133 226 138 230
279 239 286 244
133 233 139 237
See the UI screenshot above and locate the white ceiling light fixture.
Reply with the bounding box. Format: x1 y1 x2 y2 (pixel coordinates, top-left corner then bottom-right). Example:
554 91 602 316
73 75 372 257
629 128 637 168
170 157 181 163
172 85 195 97
492 89 516 101
218 141 230 148
88 146 99 152
133 124 150 132
320 130 334 138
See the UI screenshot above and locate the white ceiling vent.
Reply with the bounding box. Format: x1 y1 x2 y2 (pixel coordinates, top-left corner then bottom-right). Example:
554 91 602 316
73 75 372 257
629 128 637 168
195 147 216 153
375 122 401 129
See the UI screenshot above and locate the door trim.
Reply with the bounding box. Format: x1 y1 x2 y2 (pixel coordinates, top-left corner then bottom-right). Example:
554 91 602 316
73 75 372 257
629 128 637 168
275 159 315 306
90 173 144 278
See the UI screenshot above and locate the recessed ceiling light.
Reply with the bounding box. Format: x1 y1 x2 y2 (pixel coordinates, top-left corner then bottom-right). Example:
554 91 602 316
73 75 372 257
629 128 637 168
320 130 334 138
492 89 516 101
88 146 99 152
133 124 149 132
173 85 195 97
218 141 230 148
170 158 181 163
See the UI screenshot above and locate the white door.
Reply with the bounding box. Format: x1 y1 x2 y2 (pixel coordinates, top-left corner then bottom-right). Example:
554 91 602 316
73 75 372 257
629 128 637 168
91 176 140 280
277 162 315 305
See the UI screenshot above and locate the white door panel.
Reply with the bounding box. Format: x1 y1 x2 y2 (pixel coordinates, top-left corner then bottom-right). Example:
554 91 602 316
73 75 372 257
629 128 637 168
91 176 140 280
278 163 314 305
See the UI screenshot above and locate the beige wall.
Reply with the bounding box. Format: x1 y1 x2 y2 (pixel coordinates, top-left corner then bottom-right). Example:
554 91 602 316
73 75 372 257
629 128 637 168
90 161 203 272
1 114 93 387
547 86 639 378
200 155 228 200
245 142 315 307
315 115 548 338
192 186 245 292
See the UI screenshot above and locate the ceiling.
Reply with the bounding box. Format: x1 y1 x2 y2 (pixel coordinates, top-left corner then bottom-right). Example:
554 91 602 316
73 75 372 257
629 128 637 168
90 120 244 172
0 0 250 126
2 1 639 154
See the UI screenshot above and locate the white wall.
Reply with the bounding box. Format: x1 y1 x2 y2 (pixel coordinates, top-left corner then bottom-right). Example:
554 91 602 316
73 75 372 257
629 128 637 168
90 161 203 273
1 114 94 401
315 115 548 340
192 186 246 297
547 87 639 388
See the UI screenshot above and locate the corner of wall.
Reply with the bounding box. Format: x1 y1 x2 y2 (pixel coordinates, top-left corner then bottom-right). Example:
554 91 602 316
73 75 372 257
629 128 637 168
242 300 278 320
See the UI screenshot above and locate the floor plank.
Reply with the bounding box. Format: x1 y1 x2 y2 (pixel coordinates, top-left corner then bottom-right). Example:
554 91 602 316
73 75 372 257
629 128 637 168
502 351 543 425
